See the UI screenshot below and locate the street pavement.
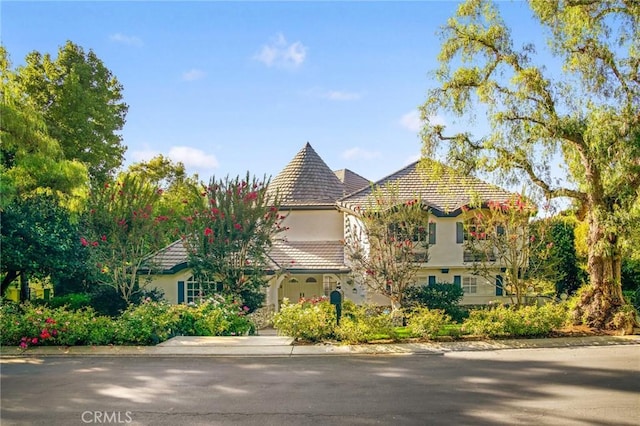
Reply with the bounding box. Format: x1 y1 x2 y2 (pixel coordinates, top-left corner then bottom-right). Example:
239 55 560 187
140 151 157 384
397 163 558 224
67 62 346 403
1 332 639 358
1 345 639 425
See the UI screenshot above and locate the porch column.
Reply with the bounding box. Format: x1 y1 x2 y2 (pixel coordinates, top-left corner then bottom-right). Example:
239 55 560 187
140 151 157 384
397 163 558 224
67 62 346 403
267 275 286 313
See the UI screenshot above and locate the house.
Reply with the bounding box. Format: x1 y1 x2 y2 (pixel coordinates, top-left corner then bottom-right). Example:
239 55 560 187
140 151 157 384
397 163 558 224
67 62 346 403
145 142 516 310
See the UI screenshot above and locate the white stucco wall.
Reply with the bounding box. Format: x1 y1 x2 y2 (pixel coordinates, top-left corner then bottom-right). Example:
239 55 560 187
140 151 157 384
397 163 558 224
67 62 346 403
427 216 465 267
144 269 192 305
280 209 343 241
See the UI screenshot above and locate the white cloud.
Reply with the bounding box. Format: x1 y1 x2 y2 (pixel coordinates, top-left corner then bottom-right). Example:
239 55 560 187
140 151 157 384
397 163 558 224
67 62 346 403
342 147 382 161
254 33 307 69
400 110 446 132
323 90 361 101
182 69 206 81
427 114 446 127
129 146 218 172
130 148 159 162
168 146 219 169
399 110 422 132
109 33 143 47
302 88 362 101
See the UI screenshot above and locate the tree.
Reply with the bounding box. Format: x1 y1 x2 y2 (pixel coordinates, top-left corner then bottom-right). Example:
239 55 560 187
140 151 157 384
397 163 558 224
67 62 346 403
1 195 88 299
0 46 88 210
344 184 431 312
81 173 171 303
540 216 585 296
14 41 128 183
461 194 557 306
181 173 286 311
420 0 639 330
126 155 204 241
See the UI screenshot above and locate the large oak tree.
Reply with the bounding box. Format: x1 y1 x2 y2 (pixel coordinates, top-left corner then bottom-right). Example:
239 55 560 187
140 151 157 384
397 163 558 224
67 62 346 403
14 41 128 183
420 0 639 330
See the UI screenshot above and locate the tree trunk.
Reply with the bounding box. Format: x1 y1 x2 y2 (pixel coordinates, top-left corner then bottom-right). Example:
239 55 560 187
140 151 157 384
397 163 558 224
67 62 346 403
20 272 29 302
573 208 635 332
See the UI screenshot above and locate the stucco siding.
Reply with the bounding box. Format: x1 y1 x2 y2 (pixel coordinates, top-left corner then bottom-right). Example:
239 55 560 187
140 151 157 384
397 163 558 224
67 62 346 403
281 209 343 241
145 270 192 305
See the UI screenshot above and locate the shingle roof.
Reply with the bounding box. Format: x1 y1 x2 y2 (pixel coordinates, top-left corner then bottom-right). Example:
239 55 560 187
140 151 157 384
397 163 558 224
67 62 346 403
340 159 514 214
267 240 349 272
334 168 371 195
143 240 188 273
268 142 346 207
143 239 349 274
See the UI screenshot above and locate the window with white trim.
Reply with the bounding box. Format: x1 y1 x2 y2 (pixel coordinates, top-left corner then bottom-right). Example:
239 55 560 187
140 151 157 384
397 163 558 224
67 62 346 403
462 277 477 294
186 276 222 304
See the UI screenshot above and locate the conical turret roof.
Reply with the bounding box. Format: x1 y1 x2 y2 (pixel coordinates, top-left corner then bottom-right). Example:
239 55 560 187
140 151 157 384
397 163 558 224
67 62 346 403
269 142 345 207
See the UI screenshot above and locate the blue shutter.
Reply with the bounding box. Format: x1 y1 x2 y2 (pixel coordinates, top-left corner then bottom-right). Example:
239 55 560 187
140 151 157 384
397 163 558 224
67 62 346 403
429 223 436 245
177 281 185 304
495 275 503 296
428 275 436 286
456 222 464 244
453 275 461 288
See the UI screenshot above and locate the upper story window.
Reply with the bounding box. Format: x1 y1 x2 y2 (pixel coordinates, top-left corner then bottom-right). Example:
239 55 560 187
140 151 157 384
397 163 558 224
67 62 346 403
388 222 436 245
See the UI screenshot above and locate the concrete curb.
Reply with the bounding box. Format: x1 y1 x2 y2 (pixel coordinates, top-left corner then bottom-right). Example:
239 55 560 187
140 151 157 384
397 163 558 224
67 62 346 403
1 335 638 358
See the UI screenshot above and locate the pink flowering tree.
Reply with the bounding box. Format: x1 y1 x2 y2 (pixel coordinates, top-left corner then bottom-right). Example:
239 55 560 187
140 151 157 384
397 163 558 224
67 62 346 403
344 184 432 312
81 173 171 303
181 173 285 311
462 194 557 306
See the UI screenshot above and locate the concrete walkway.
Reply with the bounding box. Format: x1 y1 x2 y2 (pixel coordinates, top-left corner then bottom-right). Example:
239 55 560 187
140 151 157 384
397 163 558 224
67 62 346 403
1 334 639 358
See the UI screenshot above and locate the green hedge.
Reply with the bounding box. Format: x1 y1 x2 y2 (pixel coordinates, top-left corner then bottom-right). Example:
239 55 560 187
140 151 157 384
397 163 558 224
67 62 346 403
0 297 255 348
461 303 569 338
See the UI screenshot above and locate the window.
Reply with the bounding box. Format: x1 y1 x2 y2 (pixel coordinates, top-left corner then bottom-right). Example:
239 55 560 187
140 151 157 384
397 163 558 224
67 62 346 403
462 277 477 294
463 249 496 262
464 219 488 241
186 276 222 304
388 222 429 243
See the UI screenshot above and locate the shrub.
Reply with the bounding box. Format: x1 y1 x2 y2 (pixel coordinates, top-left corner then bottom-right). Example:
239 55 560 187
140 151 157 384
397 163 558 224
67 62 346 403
462 303 568 338
34 293 92 311
405 307 450 339
0 301 26 345
0 302 115 347
114 300 179 345
404 282 467 322
272 298 336 342
336 304 397 344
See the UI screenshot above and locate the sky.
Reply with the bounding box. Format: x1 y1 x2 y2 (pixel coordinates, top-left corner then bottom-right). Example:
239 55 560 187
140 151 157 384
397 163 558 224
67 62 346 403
1 0 541 184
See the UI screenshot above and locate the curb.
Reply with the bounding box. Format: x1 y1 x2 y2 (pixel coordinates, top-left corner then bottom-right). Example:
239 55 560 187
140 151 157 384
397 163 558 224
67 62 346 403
1 335 638 358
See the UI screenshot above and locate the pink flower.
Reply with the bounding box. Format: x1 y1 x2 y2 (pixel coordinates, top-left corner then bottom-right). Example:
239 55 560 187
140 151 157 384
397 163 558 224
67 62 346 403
80 237 89 247
101 235 107 242
31 338 38 344
204 227 213 236
234 223 242 230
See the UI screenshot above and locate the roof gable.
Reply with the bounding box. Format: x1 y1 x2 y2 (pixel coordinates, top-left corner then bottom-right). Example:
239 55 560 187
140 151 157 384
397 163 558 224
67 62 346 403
334 168 371 195
340 159 514 214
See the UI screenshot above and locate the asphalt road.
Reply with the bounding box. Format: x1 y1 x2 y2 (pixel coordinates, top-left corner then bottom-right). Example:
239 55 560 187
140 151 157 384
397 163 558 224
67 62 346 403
1 346 639 426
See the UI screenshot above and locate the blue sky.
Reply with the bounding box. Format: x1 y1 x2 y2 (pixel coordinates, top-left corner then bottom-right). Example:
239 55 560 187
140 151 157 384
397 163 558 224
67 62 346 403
2 1 539 184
